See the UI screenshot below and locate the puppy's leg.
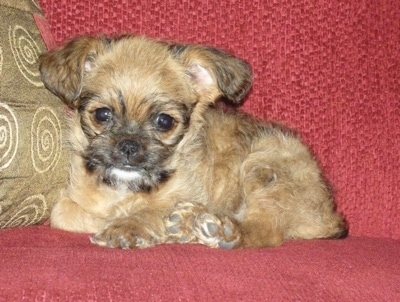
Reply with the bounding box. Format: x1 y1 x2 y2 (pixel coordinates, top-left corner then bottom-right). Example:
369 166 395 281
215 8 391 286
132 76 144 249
90 210 167 249
51 195 106 234
239 209 284 248
237 174 285 248
237 163 285 248
237 141 347 247
165 202 241 248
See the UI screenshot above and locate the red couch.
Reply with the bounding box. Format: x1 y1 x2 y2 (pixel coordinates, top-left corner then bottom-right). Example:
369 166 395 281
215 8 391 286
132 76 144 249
1 0 399 300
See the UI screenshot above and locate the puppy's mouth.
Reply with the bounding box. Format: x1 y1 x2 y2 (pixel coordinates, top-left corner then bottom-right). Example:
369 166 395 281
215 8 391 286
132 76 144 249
83 137 176 192
109 165 144 181
84 149 173 191
98 163 171 192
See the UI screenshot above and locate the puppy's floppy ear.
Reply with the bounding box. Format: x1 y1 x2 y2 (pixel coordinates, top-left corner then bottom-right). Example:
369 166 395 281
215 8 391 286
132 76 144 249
39 36 108 108
169 44 252 104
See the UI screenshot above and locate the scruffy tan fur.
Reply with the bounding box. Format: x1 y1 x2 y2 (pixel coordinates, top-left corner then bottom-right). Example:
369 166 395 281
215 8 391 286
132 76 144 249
39 35 347 249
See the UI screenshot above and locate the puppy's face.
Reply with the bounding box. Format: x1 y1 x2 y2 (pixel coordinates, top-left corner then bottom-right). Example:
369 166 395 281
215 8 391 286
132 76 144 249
74 38 196 191
40 36 252 191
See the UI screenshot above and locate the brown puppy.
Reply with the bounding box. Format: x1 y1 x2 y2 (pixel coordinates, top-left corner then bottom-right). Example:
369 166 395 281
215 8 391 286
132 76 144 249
39 35 347 249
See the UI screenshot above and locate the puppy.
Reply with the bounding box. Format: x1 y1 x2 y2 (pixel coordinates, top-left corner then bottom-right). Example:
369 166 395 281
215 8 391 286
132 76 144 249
39 35 347 249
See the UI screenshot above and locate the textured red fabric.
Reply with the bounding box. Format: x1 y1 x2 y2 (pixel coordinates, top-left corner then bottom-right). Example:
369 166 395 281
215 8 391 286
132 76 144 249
33 13 57 50
37 0 400 240
0 225 399 300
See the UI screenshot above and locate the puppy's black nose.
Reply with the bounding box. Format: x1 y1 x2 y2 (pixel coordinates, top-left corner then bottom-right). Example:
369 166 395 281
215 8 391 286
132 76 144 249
118 140 140 159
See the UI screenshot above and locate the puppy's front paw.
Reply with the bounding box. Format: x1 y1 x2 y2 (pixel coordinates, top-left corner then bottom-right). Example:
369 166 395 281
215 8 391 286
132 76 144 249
165 202 206 244
90 219 156 249
193 213 241 249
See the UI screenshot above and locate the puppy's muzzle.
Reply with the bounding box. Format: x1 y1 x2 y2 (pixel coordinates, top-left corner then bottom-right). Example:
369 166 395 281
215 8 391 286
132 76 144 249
118 140 141 160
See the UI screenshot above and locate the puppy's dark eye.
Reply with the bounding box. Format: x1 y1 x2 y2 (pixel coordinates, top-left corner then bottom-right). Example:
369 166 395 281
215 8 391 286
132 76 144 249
94 107 112 123
156 113 174 131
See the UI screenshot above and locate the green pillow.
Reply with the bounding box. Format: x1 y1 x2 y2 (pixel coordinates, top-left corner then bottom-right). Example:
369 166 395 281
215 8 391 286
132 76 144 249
0 0 68 228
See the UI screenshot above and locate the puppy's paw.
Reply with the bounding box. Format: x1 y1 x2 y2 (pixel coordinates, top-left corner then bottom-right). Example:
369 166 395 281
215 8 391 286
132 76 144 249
193 213 241 249
90 219 156 249
165 202 204 243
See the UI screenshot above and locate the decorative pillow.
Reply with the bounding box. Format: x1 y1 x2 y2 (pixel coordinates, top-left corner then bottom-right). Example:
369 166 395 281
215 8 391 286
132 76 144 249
0 0 68 228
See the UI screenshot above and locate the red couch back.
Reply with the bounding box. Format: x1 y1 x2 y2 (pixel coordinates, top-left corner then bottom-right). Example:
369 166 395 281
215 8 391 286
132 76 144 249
38 0 400 240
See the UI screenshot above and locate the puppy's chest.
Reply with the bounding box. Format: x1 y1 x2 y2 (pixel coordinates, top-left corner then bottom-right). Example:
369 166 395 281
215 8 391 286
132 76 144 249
99 188 154 219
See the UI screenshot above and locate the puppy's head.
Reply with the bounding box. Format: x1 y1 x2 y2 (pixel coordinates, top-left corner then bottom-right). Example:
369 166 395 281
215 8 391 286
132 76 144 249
39 35 252 191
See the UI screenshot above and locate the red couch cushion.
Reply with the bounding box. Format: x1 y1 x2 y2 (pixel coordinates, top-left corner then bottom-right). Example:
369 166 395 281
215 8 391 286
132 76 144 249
1 225 399 300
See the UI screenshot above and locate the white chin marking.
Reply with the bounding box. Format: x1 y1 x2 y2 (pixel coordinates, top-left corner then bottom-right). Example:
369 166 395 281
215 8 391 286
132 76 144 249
110 168 142 182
